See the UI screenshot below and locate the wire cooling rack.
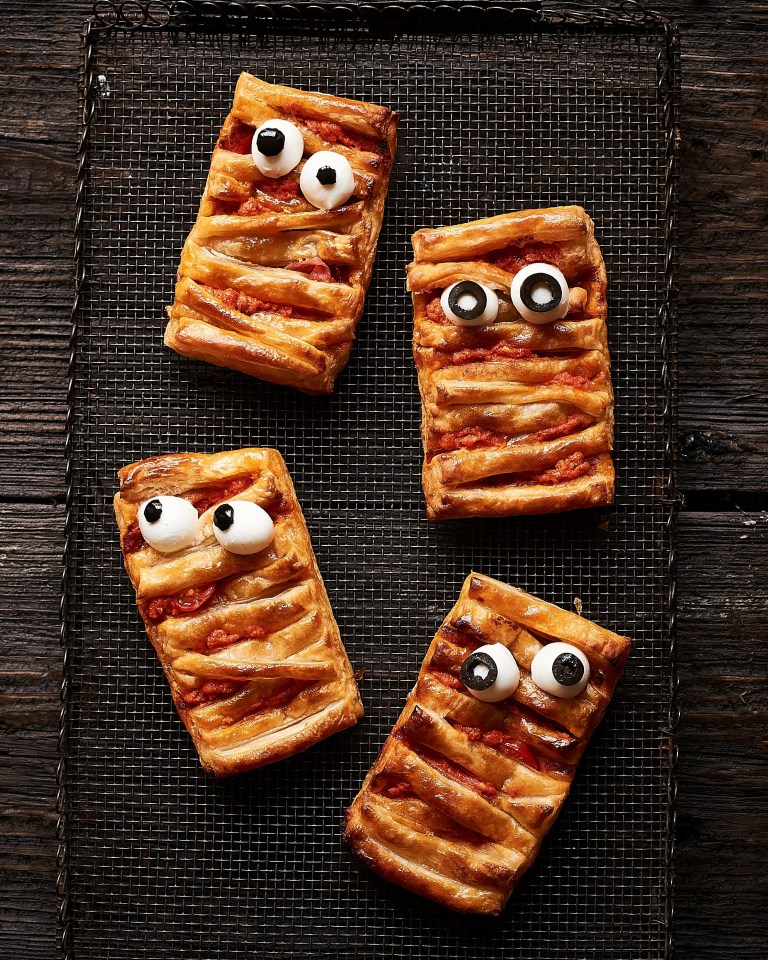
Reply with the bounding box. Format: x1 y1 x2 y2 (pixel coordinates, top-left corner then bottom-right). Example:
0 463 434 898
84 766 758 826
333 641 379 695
59 2 679 958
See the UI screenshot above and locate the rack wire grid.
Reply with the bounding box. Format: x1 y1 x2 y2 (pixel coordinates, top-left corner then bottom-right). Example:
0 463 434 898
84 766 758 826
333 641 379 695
60 3 680 958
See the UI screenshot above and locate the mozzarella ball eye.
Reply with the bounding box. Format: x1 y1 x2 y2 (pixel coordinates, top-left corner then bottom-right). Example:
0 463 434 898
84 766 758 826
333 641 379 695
299 150 355 210
530 642 590 699
510 262 570 324
251 119 304 178
440 280 500 327
137 496 199 553
460 643 520 703
212 500 275 555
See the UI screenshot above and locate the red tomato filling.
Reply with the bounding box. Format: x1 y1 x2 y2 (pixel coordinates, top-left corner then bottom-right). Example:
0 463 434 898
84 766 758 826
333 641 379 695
395 732 497 798
122 523 147 555
284 107 387 157
190 476 252 515
448 343 539 365
490 242 564 273
284 256 339 283
203 623 269 654
450 721 540 771
549 371 593 390
228 681 304 726
428 426 506 460
382 778 416 799
146 584 216 624
517 414 592 446
217 119 254 154
523 451 593 486
217 286 294 318
182 679 242 708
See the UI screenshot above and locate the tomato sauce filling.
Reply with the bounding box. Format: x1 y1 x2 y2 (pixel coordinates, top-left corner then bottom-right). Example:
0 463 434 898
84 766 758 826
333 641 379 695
284 106 387 157
449 721 540 771
447 343 539 365
145 584 217 624
428 426 506 461
518 413 592 446
382 778 416 799
182 679 242 708
283 256 341 283
202 623 269 654
490 241 564 274
395 731 497 798
478 452 596 489
548 371 593 390
231 680 306 725
216 286 294 318
429 414 593 462
217 119 255 154
190 476 252 514
234 178 302 216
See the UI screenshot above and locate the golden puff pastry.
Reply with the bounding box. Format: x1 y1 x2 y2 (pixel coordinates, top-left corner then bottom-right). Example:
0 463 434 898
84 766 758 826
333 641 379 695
114 448 362 776
165 72 398 394
408 206 614 519
344 572 630 914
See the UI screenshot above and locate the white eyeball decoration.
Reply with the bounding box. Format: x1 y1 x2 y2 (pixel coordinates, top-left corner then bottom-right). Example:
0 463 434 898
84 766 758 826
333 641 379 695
299 150 355 210
440 280 500 327
251 119 305 178
510 262 570 324
530 642 590 699
212 500 275 556
138 496 199 553
460 643 520 703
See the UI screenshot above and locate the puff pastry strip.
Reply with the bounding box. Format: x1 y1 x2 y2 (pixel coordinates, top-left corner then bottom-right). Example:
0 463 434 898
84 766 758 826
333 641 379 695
114 448 362 776
409 206 615 519
344 572 630 914
165 73 398 394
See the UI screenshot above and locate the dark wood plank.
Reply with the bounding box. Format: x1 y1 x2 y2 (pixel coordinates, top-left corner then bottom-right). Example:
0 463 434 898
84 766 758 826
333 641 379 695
675 511 768 959
0 503 62 960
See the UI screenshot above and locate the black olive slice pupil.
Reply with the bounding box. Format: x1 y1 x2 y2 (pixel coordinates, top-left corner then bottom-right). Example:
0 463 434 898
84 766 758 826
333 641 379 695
519 271 562 313
213 503 235 531
552 651 584 686
143 499 162 524
460 651 498 692
256 127 285 157
447 280 487 322
316 164 337 185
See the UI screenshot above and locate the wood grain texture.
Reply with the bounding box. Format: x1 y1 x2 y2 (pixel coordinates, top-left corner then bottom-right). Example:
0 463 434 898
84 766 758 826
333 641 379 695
0 3 766 959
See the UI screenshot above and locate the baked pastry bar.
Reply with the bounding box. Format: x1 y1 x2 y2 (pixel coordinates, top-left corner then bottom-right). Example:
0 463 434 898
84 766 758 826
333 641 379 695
114 448 362 776
409 206 614 519
344 572 630 914
165 72 398 394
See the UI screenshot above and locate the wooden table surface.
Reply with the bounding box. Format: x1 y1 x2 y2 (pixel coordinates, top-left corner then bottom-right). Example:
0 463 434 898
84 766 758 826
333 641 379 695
1 2 766 958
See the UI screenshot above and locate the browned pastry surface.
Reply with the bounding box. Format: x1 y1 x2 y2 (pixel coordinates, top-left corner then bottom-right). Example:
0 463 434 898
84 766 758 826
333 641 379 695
165 72 398 394
114 448 362 776
344 572 630 914
409 206 614 519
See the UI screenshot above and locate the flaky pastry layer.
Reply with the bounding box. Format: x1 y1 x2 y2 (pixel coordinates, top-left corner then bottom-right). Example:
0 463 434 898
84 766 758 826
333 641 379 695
114 447 362 776
344 572 630 914
409 205 615 519
166 73 398 394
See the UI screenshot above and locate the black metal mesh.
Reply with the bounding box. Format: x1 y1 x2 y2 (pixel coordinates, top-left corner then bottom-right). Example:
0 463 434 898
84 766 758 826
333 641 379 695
65 8 675 959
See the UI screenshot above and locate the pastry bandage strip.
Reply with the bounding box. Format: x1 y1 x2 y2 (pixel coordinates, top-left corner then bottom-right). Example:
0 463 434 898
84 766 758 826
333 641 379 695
114 448 362 776
409 206 615 519
165 73 398 394
344 573 630 915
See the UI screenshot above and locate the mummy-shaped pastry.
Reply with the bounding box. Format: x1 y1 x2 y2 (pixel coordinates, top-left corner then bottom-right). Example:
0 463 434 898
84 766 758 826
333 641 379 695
165 73 398 395
409 206 615 519
114 448 363 776
344 573 630 915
